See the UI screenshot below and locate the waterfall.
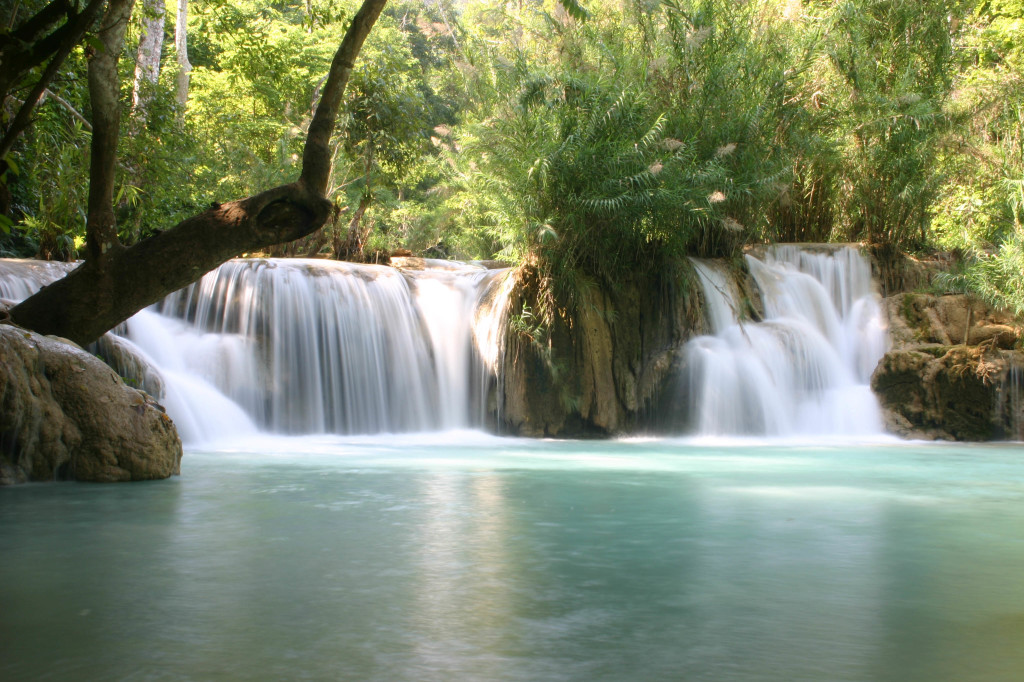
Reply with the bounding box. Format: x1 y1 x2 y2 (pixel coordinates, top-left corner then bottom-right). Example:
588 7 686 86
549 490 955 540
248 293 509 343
0 259 75 300
0 258 512 444
1 248 890 442
689 259 742 332
682 246 889 437
997 359 1024 440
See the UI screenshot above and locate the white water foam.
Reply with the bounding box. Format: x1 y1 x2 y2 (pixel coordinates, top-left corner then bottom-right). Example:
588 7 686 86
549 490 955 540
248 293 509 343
3 248 891 444
683 246 889 437
0 257 513 446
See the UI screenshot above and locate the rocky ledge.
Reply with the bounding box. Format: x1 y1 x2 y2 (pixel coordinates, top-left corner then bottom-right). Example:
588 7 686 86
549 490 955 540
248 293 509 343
871 293 1023 440
0 323 182 484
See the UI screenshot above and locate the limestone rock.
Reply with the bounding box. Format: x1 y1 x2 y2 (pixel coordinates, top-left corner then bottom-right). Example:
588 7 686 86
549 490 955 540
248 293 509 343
390 257 506 272
872 291 1024 442
498 260 700 436
0 324 182 484
92 332 165 398
872 346 1023 441
885 293 1019 351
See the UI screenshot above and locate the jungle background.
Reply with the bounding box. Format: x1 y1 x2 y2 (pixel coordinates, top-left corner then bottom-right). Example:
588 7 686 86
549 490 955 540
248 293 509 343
2 0 1022 315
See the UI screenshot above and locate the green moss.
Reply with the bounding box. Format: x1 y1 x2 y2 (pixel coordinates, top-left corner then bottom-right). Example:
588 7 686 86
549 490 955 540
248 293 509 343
920 345 954 358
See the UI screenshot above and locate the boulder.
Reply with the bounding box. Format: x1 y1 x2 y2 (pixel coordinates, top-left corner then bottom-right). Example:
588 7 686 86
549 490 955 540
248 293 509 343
92 332 165 398
887 293 1019 350
873 292 1024 440
0 324 182 484
872 346 1024 441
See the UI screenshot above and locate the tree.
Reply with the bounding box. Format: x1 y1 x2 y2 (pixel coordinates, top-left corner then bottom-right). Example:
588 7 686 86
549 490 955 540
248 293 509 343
0 0 107 177
173 0 190 113
131 0 165 117
9 0 389 346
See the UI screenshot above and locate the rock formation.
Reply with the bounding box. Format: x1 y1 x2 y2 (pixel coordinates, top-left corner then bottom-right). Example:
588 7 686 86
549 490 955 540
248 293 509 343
871 292 1023 440
92 331 166 398
0 322 182 484
497 261 702 436
498 247 1024 441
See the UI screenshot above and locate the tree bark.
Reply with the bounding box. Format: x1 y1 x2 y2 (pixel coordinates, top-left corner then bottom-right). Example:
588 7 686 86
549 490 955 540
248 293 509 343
173 0 190 114
11 0 389 347
11 183 330 344
301 0 386 196
85 0 135 264
131 0 165 115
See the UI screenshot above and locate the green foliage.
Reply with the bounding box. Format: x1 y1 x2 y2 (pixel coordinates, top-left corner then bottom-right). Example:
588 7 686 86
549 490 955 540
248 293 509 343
653 0 821 245
936 224 1024 316
3 0 462 261
509 303 547 344
3 0 1024 317
9 117 90 259
444 0 826 316
818 0 957 248
925 0 1024 313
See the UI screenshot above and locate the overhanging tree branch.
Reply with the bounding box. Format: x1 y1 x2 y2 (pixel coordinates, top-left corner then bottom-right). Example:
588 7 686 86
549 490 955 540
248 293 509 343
11 0 389 346
300 0 387 195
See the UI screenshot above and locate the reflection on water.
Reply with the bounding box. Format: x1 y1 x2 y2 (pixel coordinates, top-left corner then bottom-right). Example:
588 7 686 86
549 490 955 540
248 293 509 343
2 439 1024 681
409 473 515 678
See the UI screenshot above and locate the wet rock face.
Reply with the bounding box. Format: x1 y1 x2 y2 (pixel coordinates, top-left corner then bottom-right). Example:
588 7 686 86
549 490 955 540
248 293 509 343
872 293 1023 441
887 293 1019 350
92 333 165 398
0 324 182 484
498 263 701 437
872 346 1022 440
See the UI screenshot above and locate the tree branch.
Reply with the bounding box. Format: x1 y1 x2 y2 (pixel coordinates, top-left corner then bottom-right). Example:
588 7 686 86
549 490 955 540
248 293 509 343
0 0 105 161
5 0 69 46
9 182 329 345
300 0 387 195
44 88 93 131
0 0 104 98
2 88 93 132
11 0 389 346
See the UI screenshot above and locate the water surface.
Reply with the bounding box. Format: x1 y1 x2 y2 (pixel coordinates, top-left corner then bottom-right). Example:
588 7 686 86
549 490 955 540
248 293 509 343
2 437 1023 681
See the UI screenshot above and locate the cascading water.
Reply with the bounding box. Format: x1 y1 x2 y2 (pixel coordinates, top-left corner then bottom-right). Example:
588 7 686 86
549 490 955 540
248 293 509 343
682 245 889 437
1 247 887 442
0 259 75 300
0 258 512 444
997 359 1024 440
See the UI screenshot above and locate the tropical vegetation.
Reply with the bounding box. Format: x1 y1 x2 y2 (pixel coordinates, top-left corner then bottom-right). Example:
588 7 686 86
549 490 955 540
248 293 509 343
2 0 1023 326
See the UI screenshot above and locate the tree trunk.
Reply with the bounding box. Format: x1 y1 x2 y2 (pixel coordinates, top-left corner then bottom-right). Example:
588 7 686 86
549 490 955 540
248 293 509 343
85 0 134 264
173 0 190 114
11 0 389 347
337 194 371 259
301 0 383 196
11 183 331 345
303 227 330 257
131 0 165 115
